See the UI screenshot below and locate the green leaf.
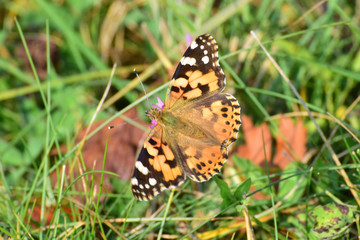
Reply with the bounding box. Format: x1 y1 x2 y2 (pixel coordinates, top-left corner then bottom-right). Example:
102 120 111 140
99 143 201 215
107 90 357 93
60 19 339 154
0 139 23 166
232 155 269 196
310 203 354 239
234 178 251 200
26 137 44 161
213 176 233 209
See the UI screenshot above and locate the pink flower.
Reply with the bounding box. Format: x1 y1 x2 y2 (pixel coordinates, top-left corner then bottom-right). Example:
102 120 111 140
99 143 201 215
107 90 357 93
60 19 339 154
150 97 165 129
152 96 165 110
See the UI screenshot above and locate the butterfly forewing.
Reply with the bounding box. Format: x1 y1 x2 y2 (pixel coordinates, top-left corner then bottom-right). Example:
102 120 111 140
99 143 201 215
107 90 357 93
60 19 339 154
166 34 225 109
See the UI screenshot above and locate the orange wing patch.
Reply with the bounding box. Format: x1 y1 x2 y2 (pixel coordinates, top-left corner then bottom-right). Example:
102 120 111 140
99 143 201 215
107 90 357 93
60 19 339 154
211 94 241 148
183 145 225 181
148 141 182 182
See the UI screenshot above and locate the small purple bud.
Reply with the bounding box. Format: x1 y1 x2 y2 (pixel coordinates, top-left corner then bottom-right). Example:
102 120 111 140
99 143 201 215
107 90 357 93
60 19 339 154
185 34 193 46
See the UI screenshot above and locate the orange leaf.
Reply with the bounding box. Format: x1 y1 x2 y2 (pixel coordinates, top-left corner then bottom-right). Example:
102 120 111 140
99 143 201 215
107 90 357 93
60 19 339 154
236 115 272 167
50 108 145 200
273 117 307 169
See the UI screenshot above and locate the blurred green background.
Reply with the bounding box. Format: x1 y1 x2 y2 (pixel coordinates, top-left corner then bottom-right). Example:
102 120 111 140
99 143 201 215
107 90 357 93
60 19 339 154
0 0 359 239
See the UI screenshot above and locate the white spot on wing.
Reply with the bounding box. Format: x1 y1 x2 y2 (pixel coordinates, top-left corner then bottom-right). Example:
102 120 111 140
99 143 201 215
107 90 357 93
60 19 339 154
204 50 208 55
180 56 185 65
202 56 209 64
220 68 225 75
181 57 196 66
190 41 198 49
188 57 196 66
136 161 149 175
149 178 157 186
145 184 150 189
132 178 138 186
200 45 204 49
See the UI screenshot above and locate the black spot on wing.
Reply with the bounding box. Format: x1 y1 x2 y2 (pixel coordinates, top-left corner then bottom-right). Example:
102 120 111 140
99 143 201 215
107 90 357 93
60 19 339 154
171 86 180 93
198 82 210 95
148 138 157 146
158 145 178 168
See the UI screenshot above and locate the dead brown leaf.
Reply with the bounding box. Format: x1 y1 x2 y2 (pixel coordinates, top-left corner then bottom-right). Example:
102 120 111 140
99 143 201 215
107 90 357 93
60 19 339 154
15 35 58 79
273 117 307 169
80 108 144 182
236 115 272 167
234 114 307 200
235 114 307 169
26 204 74 229
50 108 145 197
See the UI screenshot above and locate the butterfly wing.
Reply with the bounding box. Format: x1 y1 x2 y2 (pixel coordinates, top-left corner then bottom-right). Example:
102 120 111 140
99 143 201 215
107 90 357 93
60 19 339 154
131 125 185 200
170 93 241 181
165 34 225 109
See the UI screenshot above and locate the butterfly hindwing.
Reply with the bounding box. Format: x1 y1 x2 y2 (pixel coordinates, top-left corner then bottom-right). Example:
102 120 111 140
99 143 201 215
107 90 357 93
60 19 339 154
131 125 185 200
170 93 241 182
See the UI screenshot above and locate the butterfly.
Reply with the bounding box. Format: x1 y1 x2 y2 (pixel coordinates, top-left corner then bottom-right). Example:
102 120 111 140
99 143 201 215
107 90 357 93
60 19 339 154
131 34 241 200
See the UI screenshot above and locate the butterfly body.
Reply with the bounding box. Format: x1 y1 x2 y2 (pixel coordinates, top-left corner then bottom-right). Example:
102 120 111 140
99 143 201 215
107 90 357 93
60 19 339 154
132 34 241 200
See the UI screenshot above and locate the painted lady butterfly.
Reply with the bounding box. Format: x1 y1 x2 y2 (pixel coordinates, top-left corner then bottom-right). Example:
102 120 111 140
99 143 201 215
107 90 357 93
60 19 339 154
131 34 241 200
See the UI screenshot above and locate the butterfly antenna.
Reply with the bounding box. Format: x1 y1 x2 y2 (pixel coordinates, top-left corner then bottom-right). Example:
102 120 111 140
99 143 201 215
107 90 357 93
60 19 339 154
134 69 151 109
109 69 150 130
108 122 128 129
108 115 144 129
